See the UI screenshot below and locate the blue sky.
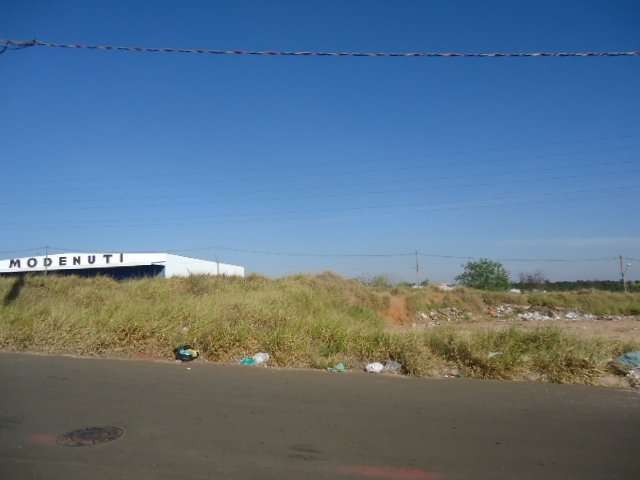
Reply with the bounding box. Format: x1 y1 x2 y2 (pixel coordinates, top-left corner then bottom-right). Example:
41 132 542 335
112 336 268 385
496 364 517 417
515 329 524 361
1 0 639 281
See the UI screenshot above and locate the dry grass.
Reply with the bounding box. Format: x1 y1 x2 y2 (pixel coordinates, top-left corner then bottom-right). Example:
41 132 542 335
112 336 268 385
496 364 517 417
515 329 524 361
1 274 638 386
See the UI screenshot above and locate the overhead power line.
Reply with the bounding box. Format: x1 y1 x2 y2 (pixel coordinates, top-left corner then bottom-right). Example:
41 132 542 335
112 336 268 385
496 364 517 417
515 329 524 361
2 39 639 59
170 245 415 258
495 256 616 263
0 39 37 55
5 182 637 230
0 245 624 263
415 253 617 263
144 245 622 263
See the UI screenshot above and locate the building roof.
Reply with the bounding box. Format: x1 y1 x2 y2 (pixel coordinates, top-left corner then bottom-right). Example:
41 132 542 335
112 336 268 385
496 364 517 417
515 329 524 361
0 252 245 277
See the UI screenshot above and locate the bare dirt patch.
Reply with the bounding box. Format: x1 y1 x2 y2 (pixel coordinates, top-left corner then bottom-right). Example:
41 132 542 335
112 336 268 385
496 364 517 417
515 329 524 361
385 296 409 325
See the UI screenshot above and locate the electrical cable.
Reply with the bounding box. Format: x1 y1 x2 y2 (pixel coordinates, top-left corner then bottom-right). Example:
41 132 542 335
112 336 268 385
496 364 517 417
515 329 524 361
6 244 622 263
5 182 636 229
2 39 638 59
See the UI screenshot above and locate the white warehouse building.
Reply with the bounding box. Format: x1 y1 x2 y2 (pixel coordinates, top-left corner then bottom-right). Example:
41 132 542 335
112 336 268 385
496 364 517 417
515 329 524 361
0 252 245 280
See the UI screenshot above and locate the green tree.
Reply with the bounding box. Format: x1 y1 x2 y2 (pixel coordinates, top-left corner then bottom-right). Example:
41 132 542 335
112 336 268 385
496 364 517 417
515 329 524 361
455 258 510 291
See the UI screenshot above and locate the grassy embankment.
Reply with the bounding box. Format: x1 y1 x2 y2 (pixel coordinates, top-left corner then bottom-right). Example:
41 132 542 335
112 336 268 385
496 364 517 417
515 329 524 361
1 273 639 385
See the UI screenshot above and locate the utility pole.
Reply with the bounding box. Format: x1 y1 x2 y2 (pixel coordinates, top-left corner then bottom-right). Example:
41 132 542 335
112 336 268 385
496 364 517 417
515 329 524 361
415 250 420 286
619 255 626 292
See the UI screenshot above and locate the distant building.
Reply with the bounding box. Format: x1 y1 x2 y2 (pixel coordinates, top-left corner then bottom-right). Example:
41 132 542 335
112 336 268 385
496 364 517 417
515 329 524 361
0 252 244 280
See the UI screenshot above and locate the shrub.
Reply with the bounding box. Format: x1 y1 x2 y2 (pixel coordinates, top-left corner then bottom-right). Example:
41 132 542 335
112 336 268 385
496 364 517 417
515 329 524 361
455 259 510 291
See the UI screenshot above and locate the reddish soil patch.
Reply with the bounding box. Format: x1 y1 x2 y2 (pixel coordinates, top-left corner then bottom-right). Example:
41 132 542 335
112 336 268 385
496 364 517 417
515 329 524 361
386 296 409 325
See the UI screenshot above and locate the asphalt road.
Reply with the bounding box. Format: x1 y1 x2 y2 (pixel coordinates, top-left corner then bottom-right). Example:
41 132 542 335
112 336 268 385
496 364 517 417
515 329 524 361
1 353 638 480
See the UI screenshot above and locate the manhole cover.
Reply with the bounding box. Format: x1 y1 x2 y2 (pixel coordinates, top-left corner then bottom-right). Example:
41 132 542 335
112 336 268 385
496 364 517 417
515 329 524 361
57 426 124 447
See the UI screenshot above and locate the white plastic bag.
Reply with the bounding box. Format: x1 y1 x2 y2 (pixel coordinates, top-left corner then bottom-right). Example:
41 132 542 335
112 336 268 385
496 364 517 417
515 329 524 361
253 352 270 365
383 360 402 373
365 362 384 373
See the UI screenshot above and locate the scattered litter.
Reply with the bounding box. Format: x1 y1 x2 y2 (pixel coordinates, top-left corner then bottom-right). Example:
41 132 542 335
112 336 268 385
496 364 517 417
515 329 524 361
173 345 199 362
442 366 462 378
600 315 629 321
563 311 597 321
327 362 347 373
253 352 270 365
437 283 455 291
518 311 559 321
240 352 270 366
383 360 403 374
491 304 516 317
186 367 191 371
490 304 630 322
509 288 522 294
488 351 503 359
615 352 640 370
415 307 467 325
627 368 640 388
365 362 384 374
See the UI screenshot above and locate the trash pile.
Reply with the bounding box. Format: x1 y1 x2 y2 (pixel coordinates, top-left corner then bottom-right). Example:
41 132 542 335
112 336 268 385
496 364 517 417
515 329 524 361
414 308 468 327
488 304 519 318
519 309 614 322
489 304 624 322
489 304 549 319
518 310 561 321
564 311 597 321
